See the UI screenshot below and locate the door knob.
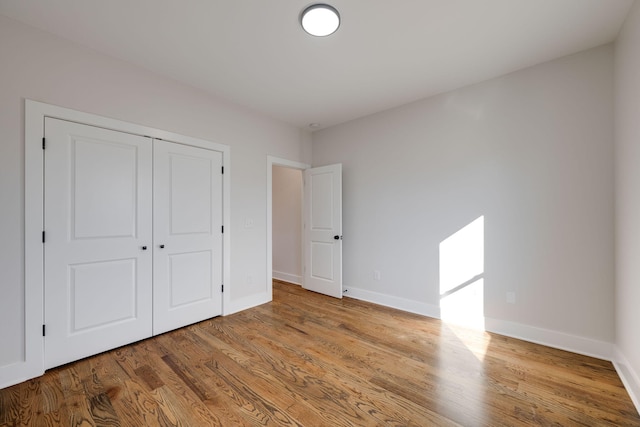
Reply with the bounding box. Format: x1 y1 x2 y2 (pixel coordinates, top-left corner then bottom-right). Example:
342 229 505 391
142 246 148 250
159 244 165 249
334 235 341 240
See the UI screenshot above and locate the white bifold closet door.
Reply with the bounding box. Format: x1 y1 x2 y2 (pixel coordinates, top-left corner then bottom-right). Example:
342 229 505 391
152 140 223 335
44 119 223 369
44 118 153 369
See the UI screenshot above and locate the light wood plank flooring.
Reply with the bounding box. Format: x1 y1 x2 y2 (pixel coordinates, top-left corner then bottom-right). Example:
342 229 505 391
1 280 639 426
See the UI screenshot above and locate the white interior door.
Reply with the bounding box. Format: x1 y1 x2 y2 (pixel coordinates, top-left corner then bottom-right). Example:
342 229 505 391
153 140 223 335
44 118 153 369
303 164 343 298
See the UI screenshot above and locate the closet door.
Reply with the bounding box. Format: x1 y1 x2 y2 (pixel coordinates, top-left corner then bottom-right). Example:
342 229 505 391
44 118 153 369
153 140 223 335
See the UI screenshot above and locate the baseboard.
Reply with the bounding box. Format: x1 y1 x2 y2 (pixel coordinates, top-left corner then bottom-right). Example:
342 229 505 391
0 363 44 390
344 286 441 319
224 292 271 316
344 285 612 361
483 317 612 361
273 271 302 286
613 347 640 414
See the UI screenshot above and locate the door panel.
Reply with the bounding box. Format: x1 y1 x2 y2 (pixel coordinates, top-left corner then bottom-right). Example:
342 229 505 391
70 259 137 331
72 138 138 239
168 251 213 307
310 242 334 281
44 118 153 369
304 164 343 298
310 172 334 229
153 140 223 335
169 154 213 235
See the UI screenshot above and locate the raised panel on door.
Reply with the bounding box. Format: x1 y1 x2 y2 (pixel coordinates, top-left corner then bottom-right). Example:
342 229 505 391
44 118 153 369
153 140 223 335
303 164 343 298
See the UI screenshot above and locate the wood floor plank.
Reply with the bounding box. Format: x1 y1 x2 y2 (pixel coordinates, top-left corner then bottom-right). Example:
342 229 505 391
242 307 478 422
223 313 460 426
272 282 637 423
14 379 43 427
245 302 478 425
165 328 325 425
115 378 174 426
202 329 390 426
1 280 639 426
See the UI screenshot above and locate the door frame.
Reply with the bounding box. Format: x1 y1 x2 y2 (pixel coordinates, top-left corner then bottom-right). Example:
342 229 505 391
266 156 310 297
22 100 230 384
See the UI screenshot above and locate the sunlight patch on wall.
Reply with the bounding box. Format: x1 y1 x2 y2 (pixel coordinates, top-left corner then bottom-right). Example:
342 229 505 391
439 216 485 331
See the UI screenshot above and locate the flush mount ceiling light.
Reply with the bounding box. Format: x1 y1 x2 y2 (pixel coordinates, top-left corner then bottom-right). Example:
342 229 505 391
300 4 340 37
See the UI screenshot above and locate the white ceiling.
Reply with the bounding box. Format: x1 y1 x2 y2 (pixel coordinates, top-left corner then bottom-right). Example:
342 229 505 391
0 0 634 130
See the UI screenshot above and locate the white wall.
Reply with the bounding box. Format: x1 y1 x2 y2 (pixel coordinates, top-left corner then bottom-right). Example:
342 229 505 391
272 166 303 284
0 15 310 374
614 0 640 408
313 45 615 355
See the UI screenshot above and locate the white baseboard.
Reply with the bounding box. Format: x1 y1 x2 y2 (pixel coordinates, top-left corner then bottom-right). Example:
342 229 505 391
344 286 441 319
344 285 612 361
224 292 271 316
0 362 44 390
273 271 302 286
483 318 612 361
613 347 640 414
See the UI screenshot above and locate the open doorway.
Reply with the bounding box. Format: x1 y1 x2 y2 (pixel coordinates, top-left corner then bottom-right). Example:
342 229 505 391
272 165 303 285
266 156 343 299
266 156 310 298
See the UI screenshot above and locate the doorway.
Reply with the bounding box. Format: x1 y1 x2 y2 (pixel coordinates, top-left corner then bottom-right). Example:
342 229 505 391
266 156 343 300
266 157 309 297
272 165 304 285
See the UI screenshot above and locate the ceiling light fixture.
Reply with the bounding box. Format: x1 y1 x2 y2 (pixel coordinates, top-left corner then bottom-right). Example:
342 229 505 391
300 4 340 37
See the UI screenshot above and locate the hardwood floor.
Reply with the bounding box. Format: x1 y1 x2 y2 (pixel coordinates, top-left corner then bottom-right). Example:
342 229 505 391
1 280 639 426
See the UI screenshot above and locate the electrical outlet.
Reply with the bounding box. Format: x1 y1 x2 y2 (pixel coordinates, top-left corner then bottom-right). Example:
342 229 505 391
373 270 381 280
246 275 253 284
244 218 254 229
506 292 516 304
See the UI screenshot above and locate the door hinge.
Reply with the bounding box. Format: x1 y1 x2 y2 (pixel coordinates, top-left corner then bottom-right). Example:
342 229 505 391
221 284 224 293
42 138 46 149
221 166 224 174
42 325 46 336
42 231 45 243
221 225 224 234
